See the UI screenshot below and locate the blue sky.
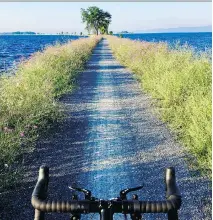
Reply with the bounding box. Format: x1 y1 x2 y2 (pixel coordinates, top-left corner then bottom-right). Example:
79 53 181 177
0 2 211 33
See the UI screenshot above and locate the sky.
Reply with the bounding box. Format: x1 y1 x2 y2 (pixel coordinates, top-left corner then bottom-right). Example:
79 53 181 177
0 2 212 34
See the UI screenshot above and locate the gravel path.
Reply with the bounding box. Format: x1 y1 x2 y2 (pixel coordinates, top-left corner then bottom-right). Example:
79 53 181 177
0 39 211 220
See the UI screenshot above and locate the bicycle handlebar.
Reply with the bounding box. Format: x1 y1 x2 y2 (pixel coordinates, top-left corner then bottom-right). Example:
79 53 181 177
31 166 181 219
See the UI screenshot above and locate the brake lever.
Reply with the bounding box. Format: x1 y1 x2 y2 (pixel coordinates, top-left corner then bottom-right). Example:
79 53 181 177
69 186 94 200
120 185 144 200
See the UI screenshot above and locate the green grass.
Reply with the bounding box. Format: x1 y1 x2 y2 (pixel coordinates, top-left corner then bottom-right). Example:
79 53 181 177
0 36 101 190
106 36 212 174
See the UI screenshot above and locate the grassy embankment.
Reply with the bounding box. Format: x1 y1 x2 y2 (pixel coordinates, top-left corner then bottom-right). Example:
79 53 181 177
106 36 211 174
0 36 101 190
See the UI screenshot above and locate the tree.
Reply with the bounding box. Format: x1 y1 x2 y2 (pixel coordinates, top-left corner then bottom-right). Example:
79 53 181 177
109 31 113 35
81 6 111 35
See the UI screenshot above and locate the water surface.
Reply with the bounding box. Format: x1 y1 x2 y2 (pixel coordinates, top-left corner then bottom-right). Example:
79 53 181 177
0 35 86 73
0 33 211 74
115 32 212 52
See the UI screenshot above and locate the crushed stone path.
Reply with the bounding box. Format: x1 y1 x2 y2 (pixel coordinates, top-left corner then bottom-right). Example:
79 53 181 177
0 39 211 220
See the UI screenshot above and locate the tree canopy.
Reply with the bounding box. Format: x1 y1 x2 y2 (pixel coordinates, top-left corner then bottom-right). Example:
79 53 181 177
81 6 112 35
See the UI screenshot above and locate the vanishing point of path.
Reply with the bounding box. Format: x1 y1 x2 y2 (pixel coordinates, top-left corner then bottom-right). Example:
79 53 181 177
0 39 211 220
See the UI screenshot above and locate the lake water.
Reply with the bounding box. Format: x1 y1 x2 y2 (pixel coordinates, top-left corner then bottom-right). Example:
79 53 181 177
0 35 87 73
115 32 212 52
0 33 212 74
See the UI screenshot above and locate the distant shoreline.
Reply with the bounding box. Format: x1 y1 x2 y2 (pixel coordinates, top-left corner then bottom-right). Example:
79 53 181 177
0 32 211 36
0 34 88 36
115 31 212 34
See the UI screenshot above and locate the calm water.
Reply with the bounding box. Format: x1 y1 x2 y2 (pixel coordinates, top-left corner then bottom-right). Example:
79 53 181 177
115 32 212 52
0 35 87 73
0 33 212 73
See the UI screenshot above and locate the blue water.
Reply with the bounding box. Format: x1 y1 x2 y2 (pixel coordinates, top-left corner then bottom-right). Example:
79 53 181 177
0 35 87 73
0 33 212 74
115 32 212 52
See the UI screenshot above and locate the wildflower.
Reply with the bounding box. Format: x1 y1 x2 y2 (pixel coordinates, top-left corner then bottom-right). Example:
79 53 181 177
20 132 25 137
33 125 38 129
4 164 8 168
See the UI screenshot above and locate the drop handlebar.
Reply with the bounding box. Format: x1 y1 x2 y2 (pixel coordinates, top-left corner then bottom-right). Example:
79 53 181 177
31 166 181 220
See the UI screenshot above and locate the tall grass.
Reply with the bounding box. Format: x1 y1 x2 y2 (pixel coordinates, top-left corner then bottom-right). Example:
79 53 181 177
106 36 211 173
0 36 101 190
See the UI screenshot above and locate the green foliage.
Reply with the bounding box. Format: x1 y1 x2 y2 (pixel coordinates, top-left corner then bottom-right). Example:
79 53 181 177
0 36 101 190
81 6 111 35
109 31 113 35
100 26 107 35
107 36 212 174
